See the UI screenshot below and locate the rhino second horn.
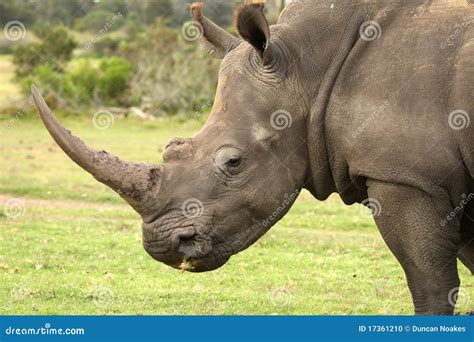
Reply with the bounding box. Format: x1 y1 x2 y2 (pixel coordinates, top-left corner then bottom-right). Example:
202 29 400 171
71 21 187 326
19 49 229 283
31 85 163 220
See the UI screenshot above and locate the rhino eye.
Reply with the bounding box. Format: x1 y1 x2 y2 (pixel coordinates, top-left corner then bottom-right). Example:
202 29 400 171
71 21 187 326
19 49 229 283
226 156 241 168
214 147 243 174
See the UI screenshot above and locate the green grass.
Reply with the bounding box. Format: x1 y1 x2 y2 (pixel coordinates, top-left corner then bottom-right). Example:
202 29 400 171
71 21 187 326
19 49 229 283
0 115 472 315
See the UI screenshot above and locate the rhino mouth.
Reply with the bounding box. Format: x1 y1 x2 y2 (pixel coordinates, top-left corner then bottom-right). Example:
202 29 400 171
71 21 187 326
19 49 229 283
177 252 231 273
145 243 231 273
142 218 232 272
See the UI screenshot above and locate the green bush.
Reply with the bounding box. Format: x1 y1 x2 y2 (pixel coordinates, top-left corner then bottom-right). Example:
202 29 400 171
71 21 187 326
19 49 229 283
12 25 77 77
12 44 42 77
68 59 99 102
34 24 77 63
20 56 133 108
96 57 132 102
11 20 220 115
120 20 220 115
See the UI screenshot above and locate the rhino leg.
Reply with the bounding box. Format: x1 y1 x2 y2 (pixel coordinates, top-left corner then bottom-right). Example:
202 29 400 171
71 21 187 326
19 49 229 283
367 180 460 315
458 202 474 275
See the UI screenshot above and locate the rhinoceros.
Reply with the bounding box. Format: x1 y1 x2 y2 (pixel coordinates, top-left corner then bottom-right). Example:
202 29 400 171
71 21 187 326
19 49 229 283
32 0 473 315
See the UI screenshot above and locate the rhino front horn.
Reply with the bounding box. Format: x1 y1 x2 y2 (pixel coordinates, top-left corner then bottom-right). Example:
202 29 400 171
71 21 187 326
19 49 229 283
31 85 163 220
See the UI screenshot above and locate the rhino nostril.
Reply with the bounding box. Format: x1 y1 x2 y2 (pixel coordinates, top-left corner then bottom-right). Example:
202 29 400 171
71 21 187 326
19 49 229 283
179 234 194 243
177 236 196 257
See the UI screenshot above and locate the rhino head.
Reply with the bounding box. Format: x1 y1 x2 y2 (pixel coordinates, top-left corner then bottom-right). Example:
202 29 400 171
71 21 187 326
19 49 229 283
32 2 309 272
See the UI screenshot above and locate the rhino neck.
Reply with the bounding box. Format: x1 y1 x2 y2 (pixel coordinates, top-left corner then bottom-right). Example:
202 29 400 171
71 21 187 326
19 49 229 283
275 0 390 200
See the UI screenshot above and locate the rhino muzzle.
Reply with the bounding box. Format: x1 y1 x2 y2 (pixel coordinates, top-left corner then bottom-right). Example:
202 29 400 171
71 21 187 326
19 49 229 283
32 85 229 272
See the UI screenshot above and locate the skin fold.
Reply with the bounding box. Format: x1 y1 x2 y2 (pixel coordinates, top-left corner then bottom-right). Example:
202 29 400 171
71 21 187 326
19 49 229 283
33 0 473 314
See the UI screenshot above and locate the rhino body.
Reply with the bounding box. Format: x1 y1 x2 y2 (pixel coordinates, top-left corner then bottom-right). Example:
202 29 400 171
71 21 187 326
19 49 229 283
32 0 473 314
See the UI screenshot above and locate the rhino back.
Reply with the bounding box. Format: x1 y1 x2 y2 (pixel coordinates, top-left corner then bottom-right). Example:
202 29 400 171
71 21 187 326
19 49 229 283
322 1 473 199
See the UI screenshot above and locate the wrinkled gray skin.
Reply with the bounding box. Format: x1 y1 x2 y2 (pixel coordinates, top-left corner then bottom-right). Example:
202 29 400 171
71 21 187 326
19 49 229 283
33 0 473 315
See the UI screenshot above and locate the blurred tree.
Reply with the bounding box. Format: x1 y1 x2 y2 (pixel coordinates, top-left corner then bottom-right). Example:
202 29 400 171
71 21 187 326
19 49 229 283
120 19 220 115
11 44 41 77
171 0 233 28
74 10 124 32
91 0 128 15
34 25 77 65
0 0 34 25
13 25 77 77
127 0 173 25
30 0 90 25
0 0 90 26
1 0 239 29
73 0 128 32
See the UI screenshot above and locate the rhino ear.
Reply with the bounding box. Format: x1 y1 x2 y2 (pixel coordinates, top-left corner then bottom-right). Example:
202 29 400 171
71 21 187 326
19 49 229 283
190 2 240 59
234 1 270 57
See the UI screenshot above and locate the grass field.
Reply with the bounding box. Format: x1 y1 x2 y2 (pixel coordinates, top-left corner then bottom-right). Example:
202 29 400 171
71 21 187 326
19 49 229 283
0 113 472 315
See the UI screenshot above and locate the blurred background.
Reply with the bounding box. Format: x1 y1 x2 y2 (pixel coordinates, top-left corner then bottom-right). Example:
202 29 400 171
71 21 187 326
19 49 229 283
0 0 286 116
